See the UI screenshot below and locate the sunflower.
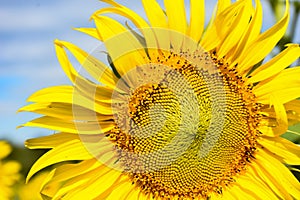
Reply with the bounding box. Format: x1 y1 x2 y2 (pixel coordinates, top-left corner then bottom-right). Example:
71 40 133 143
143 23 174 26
20 0 300 199
0 141 21 199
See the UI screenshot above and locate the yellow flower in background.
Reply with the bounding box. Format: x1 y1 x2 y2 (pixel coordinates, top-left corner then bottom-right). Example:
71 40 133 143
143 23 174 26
18 171 58 200
0 141 21 200
19 0 300 199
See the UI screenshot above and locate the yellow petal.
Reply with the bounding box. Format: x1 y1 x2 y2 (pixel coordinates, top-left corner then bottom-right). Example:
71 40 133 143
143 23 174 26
285 99 300 112
256 149 300 199
100 0 120 7
44 157 119 199
231 0 262 62
74 27 102 41
142 0 167 28
248 44 300 83
237 0 289 72
270 95 288 135
27 140 94 182
200 0 246 52
216 0 232 15
222 184 257 200
25 133 79 149
251 165 292 199
216 0 252 59
56 166 122 200
259 137 300 165
188 0 205 42
257 96 288 136
26 86 113 115
236 174 278 199
55 40 118 90
213 190 236 200
285 99 300 125
94 4 158 49
258 88 300 105
141 0 170 50
51 168 100 200
254 67 300 104
259 102 300 133
73 171 125 199
106 179 139 200
164 0 187 51
46 159 101 185
56 42 115 102
91 15 148 76
28 171 59 199
258 124 281 137
200 22 219 51
269 137 300 158
75 80 114 104
164 0 187 34
248 163 292 200
19 116 115 134
19 102 113 121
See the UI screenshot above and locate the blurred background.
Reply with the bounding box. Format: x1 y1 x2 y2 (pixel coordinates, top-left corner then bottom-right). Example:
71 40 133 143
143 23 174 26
0 0 299 196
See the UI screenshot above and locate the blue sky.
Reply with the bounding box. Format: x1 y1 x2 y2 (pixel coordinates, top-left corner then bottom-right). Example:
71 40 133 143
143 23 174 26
0 0 299 145
0 0 104 144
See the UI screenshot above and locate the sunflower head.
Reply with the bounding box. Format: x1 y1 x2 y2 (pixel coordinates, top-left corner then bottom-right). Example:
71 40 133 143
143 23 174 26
20 0 300 199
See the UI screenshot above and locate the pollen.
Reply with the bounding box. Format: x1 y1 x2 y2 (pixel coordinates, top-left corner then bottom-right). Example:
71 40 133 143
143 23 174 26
108 49 261 199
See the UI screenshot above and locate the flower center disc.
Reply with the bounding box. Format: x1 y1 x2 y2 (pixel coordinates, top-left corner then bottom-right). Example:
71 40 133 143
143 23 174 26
108 48 260 198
